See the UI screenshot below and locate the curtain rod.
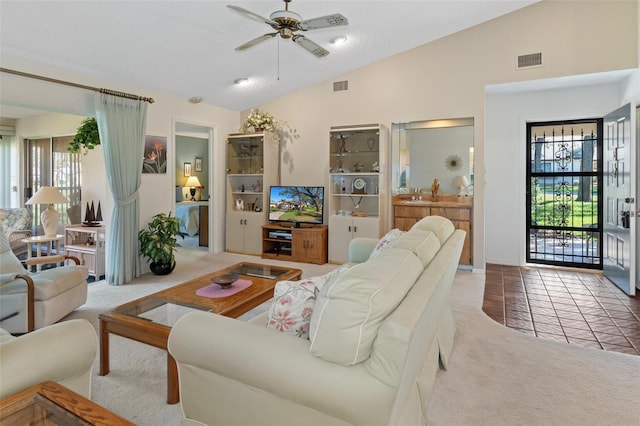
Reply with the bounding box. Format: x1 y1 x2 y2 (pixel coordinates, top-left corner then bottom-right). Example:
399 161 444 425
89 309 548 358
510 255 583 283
0 67 155 104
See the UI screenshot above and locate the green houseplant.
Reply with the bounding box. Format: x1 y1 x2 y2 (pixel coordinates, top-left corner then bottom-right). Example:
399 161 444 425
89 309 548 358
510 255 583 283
138 212 185 275
69 117 100 154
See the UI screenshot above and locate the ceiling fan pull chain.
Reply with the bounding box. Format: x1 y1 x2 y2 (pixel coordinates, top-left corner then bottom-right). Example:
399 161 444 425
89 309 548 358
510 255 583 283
277 37 281 81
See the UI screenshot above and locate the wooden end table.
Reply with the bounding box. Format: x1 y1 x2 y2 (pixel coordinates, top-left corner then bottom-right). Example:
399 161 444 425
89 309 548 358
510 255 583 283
99 262 302 404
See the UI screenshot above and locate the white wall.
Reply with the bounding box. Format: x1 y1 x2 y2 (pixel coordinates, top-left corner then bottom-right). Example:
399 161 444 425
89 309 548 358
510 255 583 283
245 0 638 271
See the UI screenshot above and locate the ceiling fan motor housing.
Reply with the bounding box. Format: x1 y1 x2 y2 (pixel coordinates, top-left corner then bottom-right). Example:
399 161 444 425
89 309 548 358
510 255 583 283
270 10 302 38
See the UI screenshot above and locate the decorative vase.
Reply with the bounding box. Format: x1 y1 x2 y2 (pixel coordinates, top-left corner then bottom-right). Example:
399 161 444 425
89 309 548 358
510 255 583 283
253 127 264 132
150 261 175 275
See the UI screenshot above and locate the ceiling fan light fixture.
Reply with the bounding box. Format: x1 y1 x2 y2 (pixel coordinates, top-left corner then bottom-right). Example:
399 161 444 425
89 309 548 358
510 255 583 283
330 35 347 45
234 77 250 86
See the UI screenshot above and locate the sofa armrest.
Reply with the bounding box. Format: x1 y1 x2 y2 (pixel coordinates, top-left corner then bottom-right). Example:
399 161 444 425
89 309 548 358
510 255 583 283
0 319 98 399
168 311 394 426
347 237 379 263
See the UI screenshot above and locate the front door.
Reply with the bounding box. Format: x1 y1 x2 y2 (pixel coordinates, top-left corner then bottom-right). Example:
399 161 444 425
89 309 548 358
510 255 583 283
603 103 635 296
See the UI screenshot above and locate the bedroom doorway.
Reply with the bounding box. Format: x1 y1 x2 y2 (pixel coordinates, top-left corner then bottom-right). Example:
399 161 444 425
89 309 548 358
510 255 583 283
175 122 212 252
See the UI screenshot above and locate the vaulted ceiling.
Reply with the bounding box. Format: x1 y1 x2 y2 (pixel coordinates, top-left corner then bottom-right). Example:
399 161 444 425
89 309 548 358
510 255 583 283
0 0 540 116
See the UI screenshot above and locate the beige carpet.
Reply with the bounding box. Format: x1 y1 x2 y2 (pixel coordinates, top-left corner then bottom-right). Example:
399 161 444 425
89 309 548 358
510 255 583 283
65 249 640 425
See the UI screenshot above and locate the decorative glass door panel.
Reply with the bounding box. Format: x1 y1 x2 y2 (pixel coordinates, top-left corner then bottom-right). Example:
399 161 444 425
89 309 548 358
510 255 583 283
526 119 603 269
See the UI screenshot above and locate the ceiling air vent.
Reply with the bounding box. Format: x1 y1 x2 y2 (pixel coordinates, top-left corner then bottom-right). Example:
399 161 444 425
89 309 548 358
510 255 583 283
333 80 349 92
517 52 542 69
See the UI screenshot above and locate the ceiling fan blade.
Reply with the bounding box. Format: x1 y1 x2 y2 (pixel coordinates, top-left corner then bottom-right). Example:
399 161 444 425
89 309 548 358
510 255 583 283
235 33 278 51
227 5 278 26
298 13 348 31
292 34 329 58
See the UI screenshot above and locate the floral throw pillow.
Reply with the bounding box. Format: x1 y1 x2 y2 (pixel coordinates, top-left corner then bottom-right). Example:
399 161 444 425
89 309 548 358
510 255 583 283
368 228 405 260
266 264 351 339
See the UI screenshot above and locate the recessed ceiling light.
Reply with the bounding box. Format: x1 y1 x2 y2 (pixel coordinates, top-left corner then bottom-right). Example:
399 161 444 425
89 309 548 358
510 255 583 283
234 77 250 86
188 96 203 104
330 36 347 45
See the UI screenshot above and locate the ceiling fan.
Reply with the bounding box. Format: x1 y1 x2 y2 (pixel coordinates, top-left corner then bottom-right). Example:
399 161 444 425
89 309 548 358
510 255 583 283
227 0 348 58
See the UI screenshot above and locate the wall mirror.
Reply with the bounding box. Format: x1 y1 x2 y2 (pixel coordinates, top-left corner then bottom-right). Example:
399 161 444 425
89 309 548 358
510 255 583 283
391 118 474 196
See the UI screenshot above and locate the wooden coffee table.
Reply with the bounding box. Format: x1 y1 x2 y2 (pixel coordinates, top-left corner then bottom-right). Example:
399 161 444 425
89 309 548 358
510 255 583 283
99 262 302 404
0 381 134 425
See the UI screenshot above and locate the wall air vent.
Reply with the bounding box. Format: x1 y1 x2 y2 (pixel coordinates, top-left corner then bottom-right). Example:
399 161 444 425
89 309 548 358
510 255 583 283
333 80 349 92
517 52 542 69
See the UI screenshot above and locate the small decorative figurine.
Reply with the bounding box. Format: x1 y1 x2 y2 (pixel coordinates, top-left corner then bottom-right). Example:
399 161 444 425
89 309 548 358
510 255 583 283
431 178 440 200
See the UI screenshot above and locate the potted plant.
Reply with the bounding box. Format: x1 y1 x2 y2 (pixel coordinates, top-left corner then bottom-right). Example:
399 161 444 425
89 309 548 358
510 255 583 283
69 117 100 154
138 212 185 275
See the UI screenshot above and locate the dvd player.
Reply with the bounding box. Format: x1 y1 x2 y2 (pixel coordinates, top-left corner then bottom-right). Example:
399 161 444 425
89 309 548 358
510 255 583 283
269 231 292 240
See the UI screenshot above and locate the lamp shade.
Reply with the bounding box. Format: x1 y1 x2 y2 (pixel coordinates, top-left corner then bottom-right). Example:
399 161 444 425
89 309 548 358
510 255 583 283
25 186 69 205
453 175 471 189
185 176 202 188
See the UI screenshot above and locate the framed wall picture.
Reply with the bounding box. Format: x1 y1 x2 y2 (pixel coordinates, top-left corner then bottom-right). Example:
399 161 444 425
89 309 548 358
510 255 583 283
184 162 192 177
195 157 203 172
142 135 167 173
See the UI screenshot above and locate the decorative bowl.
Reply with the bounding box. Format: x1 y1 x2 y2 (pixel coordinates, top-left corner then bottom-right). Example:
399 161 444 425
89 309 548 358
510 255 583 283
211 273 240 289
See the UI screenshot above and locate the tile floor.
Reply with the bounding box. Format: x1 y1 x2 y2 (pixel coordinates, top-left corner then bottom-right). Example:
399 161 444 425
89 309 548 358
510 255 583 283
483 264 640 356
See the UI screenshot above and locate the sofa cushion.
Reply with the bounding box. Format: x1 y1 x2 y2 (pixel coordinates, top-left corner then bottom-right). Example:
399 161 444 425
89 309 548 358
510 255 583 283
368 228 405 260
309 248 423 365
390 229 441 267
266 264 351 339
410 216 455 244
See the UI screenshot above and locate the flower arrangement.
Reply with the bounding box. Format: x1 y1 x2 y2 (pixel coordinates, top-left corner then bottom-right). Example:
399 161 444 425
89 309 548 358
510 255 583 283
244 109 277 132
242 108 294 145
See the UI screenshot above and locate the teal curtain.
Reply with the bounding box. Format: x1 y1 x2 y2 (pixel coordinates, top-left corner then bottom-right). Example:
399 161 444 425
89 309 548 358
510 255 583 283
94 93 148 285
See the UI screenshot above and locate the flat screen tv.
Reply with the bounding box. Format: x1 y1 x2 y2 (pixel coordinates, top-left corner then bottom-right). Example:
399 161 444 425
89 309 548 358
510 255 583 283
268 186 324 227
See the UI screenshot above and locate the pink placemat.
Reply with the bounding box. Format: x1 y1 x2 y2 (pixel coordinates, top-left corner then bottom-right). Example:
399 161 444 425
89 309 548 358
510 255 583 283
196 279 252 298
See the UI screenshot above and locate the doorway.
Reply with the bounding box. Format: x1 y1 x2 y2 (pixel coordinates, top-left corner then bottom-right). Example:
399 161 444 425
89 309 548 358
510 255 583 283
526 119 603 269
174 122 212 252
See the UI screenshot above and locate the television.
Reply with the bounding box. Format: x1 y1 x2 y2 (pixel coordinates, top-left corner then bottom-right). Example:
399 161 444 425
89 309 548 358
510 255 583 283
268 186 325 227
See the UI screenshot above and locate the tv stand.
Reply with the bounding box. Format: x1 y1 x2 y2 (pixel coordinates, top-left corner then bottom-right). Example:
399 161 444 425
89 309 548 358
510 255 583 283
262 224 328 264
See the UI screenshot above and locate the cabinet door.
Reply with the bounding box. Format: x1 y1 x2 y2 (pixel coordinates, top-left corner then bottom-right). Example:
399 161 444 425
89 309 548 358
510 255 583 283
226 211 246 253
82 251 96 274
293 229 323 263
243 213 263 255
328 216 356 263
352 216 382 239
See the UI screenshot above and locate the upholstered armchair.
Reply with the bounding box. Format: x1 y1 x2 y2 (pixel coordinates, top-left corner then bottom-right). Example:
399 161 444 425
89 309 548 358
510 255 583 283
0 319 98 399
0 225 88 334
0 208 33 258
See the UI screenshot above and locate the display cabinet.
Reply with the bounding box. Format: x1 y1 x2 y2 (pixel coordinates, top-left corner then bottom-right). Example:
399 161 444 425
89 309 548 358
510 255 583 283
225 132 278 255
64 224 106 279
328 124 388 263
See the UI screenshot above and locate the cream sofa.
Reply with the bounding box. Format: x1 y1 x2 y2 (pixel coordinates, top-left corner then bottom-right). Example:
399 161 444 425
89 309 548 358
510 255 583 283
168 216 465 426
0 319 98 399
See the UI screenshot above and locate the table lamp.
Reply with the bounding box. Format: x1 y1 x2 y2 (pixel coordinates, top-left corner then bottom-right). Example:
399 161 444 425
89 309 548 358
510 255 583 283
26 186 69 236
185 176 202 201
453 175 471 195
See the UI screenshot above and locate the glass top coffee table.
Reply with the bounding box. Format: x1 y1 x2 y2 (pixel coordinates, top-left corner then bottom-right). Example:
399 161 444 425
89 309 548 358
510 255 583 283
0 381 134 425
99 262 302 404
